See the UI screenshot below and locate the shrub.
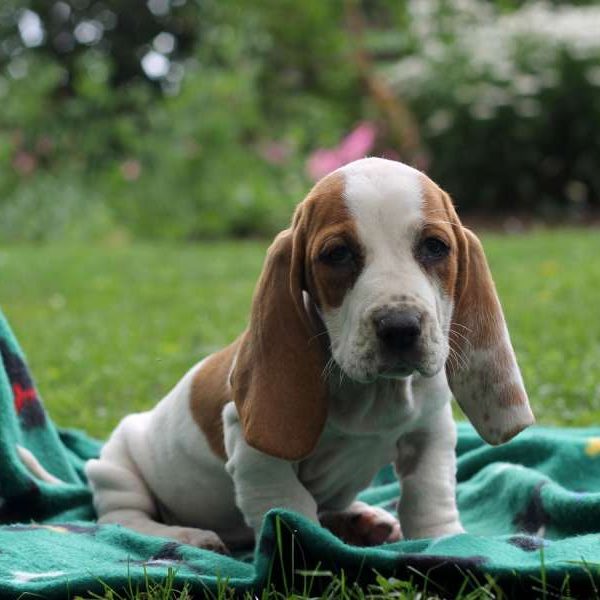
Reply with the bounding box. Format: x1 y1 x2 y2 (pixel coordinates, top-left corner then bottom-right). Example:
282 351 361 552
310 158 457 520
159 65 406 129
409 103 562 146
2 1 599 241
0 171 113 242
386 0 600 215
0 1 362 241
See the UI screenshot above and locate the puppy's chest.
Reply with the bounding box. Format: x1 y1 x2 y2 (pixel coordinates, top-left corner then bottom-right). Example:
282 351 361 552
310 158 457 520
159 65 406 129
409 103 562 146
296 379 419 511
297 425 399 511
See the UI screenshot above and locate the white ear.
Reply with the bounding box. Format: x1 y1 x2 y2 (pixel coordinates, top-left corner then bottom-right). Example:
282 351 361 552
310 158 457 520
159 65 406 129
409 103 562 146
446 228 534 445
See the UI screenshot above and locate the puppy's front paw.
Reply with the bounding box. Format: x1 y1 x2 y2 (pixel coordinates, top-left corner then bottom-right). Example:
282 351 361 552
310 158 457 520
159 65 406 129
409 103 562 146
320 501 402 547
407 520 465 539
436 521 465 537
166 526 230 554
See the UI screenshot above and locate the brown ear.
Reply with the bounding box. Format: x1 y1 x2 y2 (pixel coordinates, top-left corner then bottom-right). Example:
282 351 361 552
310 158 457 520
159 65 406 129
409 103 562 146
231 217 327 461
447 226 534 445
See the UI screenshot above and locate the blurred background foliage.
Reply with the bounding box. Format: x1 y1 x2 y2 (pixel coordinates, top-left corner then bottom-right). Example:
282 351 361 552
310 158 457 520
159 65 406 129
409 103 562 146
0 0 599 241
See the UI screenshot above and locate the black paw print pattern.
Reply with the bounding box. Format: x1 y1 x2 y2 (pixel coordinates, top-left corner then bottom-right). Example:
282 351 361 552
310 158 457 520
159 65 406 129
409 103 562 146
0 339 46 430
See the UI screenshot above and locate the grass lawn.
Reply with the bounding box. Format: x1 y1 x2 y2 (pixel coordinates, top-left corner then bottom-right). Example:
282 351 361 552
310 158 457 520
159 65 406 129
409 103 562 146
0 229 599 599
1 228 598 438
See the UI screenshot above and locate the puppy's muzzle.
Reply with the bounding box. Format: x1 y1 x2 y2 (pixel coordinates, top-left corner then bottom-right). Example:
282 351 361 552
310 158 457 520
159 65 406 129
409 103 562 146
373 309 422 375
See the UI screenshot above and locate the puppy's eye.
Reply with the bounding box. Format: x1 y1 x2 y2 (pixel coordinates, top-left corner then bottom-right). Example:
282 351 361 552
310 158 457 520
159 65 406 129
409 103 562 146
320 244 354 266
419 237 450 262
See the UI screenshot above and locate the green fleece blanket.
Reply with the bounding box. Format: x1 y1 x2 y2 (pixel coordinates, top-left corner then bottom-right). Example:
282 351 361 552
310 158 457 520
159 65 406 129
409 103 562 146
2 309 600 598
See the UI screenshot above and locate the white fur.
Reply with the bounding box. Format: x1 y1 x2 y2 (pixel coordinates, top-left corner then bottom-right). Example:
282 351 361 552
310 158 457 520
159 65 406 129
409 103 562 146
86 362 253 549
87 360 461 545
85 158 465 549
323 158 450 382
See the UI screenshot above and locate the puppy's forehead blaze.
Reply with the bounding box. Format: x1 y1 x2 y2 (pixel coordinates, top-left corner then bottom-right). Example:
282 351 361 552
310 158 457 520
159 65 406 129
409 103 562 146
301 171 461 308
302 172 362 309
419 174 460 298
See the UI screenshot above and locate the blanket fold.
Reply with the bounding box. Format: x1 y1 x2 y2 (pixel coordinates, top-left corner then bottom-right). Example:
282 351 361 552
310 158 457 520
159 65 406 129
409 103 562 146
1 308 600 597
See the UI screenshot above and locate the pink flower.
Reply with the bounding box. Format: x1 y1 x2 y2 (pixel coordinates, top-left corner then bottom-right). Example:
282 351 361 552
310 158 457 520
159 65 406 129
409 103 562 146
35 135 54 156
258 141 292 165
120 159 142 182
12 151 37 176
306 122 377 181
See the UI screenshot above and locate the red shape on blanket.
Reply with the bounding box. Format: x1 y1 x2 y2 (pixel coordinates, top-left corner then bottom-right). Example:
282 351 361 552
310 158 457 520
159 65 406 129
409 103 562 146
13 383 38 413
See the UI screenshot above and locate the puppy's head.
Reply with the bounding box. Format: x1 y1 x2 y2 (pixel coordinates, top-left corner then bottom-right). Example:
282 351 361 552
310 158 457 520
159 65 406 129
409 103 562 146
232 158 534 460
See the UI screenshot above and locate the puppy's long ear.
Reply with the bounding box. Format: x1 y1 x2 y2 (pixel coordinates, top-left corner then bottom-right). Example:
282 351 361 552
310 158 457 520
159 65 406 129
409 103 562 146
447 223 534 445
231 211 327 461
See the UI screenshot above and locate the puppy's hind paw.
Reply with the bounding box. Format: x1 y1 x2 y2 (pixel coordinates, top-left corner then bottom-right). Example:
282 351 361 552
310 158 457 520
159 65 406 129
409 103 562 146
167 526 230 555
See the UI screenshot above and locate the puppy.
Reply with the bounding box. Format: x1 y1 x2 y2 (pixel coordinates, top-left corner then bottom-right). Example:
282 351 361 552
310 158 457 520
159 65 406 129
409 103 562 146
86 158 534 553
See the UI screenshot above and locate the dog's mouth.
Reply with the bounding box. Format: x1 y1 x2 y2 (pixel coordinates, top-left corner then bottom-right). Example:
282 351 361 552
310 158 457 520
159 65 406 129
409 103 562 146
336 352 443 385
377 358 443 380
331 362 414 385
377 363 416 380
328 327 445 385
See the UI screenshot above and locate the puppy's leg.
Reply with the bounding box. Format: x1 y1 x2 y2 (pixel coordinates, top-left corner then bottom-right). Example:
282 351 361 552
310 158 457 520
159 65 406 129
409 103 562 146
86 415 229 554
223 403 319 533
395 402 464 539
320 501 402 546
97 509 229 553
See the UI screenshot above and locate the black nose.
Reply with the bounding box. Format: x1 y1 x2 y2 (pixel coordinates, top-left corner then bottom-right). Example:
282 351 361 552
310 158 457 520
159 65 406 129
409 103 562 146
374 310 422 353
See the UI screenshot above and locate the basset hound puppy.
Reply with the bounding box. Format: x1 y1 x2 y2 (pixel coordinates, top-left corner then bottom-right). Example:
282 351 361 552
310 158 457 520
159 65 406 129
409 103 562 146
86 157 534 553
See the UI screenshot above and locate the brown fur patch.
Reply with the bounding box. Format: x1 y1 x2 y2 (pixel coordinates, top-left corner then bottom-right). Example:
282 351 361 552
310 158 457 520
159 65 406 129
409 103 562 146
190 339 240 460
498 384 528 408
301 172 365 309
419 175 461 300
458 230 509 351
231 227 329 460
498 423 529 444
191 172 365 462
395 431 428 478
421 174 507 355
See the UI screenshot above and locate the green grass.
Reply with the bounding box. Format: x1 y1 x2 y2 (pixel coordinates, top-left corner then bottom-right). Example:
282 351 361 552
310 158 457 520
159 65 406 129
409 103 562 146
0 229 598 438
483 228 600 427
0 241 264 437
2 228 600 599
76 566 512 600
